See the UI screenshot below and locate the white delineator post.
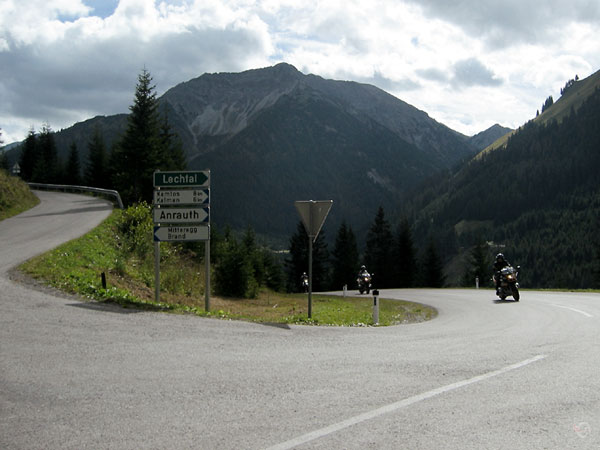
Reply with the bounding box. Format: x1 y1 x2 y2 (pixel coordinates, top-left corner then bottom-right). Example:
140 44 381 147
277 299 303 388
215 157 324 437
372 289 379 325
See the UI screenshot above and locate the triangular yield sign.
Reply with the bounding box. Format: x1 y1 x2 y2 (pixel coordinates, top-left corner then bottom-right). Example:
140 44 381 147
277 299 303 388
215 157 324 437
294 200 333 241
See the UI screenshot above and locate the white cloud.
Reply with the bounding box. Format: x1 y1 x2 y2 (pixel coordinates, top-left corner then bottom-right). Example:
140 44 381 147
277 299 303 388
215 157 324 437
0 0 599 143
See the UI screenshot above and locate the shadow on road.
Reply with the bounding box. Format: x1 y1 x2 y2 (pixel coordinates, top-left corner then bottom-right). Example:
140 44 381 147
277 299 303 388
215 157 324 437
21 204 113 218
260 322 292 330
67 301 144 314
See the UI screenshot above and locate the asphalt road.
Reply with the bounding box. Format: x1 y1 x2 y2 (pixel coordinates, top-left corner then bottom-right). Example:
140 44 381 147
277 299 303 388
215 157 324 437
1 191 600 449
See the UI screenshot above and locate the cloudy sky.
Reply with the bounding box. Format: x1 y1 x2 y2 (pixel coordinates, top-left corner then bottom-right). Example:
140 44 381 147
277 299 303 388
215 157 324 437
1 0 599 145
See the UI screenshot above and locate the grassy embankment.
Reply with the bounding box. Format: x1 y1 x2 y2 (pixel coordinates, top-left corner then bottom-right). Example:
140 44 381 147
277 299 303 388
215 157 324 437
18 206 436 326
0 170 39 220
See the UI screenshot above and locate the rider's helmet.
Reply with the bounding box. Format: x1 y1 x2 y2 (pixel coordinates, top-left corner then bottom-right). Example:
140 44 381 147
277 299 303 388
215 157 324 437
360 265 366 271
496 253 505 263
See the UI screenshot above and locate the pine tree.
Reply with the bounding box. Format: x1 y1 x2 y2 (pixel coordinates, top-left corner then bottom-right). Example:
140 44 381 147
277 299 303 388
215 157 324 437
261 249 285 292
0 129 8 172
19 128 38 181
110 69 162 205
33 124 59 183
331 221 359 290
85 126 108 188
420 238 445 288
286 221 329 292
393 219 417 287
364 206 394 288
242 226 262 293
214 234 256 298
64 142 82 185
462 238 490 287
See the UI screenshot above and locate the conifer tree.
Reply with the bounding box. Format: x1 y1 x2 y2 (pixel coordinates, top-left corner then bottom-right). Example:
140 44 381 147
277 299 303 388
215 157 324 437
393 219 417 287
85 127 108 188
64 142 82 185
420 238 445 288
214 234 256 298
364 206 394 288
111 69 184 205
33 124 59 183
462 238 490 287
0 129 8 171
331 221 359 289
286 221 329 292
19 128 38 181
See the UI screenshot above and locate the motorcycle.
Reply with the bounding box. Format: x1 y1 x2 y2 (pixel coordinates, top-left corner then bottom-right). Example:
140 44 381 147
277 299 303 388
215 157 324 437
301 273 309 293
357 273 372 294
493 265 520 301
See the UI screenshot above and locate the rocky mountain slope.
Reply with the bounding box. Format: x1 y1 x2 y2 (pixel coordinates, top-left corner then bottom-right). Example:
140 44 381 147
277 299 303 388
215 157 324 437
157 63 479 237
6 63 484 240
161 63 476 171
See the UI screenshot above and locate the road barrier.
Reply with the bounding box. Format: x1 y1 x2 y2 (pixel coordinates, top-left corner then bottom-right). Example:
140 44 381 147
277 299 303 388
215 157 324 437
27 183 124 209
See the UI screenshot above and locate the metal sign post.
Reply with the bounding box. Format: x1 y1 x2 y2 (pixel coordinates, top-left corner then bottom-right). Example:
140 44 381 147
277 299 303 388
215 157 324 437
294 200 333 319
153 170 211 310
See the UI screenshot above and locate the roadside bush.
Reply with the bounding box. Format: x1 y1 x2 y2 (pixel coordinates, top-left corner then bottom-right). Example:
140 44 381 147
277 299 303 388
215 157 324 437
214 237 259 298
116 202 153 257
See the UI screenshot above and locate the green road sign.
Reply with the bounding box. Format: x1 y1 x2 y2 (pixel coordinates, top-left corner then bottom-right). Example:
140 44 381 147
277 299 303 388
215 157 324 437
153 170 209 188
153 207 209 224
153 189 209 205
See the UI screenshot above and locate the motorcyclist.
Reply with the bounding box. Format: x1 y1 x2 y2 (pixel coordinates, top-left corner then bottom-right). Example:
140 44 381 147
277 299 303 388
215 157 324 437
358 265 369 278
357 265 371 293
300 272 309 292
493 253 510 294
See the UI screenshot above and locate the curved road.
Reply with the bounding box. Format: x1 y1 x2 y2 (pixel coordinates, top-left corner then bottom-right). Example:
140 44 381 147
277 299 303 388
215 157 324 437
1 192 599 449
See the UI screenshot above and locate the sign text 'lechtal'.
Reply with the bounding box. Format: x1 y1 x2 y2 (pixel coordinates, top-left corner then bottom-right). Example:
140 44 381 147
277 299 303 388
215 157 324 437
153 170 209 188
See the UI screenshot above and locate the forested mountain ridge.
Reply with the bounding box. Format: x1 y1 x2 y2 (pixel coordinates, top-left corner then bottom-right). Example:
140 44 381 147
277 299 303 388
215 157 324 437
4 63 482 240
481 69 600 155
406 79 600 288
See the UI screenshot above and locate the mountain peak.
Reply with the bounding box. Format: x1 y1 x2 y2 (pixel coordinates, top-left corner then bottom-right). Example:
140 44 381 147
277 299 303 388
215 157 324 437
469 123 512 151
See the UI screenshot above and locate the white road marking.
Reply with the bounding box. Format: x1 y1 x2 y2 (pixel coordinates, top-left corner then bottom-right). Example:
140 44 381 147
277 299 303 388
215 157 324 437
550 304 593 318
265 355 547 450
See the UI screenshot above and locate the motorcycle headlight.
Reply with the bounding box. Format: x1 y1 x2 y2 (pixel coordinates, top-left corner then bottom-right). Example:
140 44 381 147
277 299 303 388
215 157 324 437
507 275 514 281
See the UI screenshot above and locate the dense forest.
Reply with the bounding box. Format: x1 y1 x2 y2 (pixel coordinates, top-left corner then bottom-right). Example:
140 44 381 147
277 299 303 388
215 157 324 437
405 87 600 289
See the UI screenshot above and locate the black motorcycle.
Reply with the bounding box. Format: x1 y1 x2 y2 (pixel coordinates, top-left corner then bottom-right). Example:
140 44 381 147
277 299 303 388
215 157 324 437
493 265 520 301
357 273 372 294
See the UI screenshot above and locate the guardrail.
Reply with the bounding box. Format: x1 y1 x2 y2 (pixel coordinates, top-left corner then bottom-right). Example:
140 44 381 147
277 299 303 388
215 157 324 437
27 183 124 209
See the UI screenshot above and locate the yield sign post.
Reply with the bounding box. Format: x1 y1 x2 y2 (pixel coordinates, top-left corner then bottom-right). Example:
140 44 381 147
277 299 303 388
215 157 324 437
294 200 333 319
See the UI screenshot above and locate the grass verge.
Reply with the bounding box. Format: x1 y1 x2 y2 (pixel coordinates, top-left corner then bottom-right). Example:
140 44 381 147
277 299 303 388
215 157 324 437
18 209 437 326
0 170 39 220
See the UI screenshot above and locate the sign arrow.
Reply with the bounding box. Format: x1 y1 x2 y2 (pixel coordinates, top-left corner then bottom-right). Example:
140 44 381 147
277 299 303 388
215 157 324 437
154 225 209 242
153 207 209 224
